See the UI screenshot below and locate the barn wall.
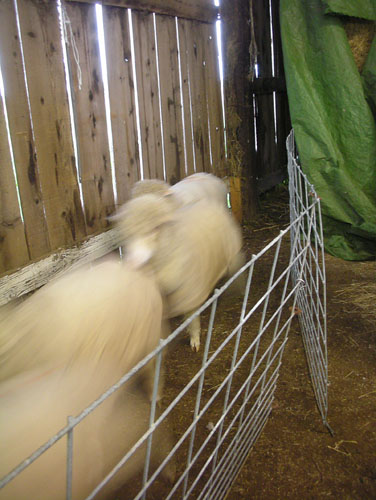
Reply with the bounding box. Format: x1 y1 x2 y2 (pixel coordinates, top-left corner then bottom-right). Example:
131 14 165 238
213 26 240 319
221 0 291 222
250 0 291 193
0 0 224 277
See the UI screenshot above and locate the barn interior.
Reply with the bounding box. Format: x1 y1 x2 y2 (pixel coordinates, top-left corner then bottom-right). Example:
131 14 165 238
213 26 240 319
0 0 375 499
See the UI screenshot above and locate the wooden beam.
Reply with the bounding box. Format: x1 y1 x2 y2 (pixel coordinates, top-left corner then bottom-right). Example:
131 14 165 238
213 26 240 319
221 0 259 220
0 229 123 306
65 0 218 23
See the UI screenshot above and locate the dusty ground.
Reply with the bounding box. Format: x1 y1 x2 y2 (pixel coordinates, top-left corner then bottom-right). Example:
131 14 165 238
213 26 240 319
119 186 376 499
228 189 376 499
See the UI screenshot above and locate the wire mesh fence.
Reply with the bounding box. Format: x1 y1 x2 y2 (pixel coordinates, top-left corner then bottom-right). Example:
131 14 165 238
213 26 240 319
287 129 330 433
0 130 328 499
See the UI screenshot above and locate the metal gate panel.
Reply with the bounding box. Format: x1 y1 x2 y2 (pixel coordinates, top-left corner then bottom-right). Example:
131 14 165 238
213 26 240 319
0 130 329 498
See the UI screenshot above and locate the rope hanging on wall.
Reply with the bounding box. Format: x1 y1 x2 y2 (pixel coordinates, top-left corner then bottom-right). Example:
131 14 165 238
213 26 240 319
62 4 82 90
248 0 258 82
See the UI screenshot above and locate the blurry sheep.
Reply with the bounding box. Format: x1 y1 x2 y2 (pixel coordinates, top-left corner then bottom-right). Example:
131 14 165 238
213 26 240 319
113 194 244 351
0 363 175 499
131 178 170 199
0 259 162 395
0 259 175 498
131 173 229 210
170 172 229 208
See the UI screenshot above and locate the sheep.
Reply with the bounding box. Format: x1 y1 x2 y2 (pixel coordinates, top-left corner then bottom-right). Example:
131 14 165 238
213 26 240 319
131 173 229 210
0 259 175 498
131 178 170 199
0 362 175 499
170 172 229 208
113 193 244 351
0 259 162 393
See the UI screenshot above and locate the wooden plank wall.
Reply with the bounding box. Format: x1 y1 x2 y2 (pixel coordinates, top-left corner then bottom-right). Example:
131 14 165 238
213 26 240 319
250 0 291 193
0 0 224 277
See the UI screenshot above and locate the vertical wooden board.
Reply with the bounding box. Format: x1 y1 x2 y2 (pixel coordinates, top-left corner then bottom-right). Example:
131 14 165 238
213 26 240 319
155 14 184 184
0 0 50 261
102 5 140 205
229 176 242 224
65 2 115 233
202 22 225 177
16 0 86 250
185 20 210 173
177 18 195 177
0 98 29 274
252 0 278 180
271 0 290 167
132 10 164 180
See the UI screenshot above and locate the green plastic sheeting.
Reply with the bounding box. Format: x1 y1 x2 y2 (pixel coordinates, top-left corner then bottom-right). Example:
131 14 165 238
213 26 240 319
323 0 376 21
362 36 376 118
280 0 376 260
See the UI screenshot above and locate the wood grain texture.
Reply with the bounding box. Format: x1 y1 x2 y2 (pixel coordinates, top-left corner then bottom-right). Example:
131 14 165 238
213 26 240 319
16 0 86 249
252 0 279 183
270 0 290 173
185 20 210 173
221 0 258 217
202 23 225 176
65 0 218 23
155 14 185 184
177 19 195 176
102 5 140 205
0 228 122 305
65 1 115 233
132 10 164 180
0 0 50 261
0 97 29 274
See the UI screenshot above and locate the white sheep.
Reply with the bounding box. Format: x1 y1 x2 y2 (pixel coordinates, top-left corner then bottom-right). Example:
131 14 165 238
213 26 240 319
0 363 175 499
131 178 170 199
114 194 244 351
0 259 162 392
0 259 174 498
131 173 229 210
170 172 229 208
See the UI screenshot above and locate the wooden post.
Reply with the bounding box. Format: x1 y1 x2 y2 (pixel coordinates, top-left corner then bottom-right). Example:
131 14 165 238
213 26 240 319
221 0 258 222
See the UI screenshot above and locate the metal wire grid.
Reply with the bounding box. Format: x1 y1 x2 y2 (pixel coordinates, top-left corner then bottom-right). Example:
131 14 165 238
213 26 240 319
0 135 328 499
287 129 330 432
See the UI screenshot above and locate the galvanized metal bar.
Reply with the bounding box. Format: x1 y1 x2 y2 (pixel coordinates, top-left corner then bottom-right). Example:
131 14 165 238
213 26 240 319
193 375 279 500
1 129 330 498
185 340 288 499
162 322 292 499
182 296 218 497
164 327 289 499
237 227 297 431
66 416 75 500
198 369 279 500
208 262 255 481
212 400 274 500
141 342 164 500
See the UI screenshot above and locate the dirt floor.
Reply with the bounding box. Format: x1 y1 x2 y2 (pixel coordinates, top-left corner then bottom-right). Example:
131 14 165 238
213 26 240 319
119 186 376 500
228 189 376 499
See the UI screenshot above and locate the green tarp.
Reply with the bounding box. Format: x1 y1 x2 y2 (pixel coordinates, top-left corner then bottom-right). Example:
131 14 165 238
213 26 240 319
280 0 376 260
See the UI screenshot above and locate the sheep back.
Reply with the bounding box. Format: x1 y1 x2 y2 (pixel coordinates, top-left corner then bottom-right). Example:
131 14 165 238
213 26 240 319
0 259 163 383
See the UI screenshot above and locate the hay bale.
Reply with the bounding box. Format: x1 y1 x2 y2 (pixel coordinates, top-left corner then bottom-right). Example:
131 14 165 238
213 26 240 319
343 18 375 72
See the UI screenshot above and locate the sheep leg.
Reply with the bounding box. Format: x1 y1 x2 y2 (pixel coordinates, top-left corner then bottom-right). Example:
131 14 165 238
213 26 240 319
186 313 201 352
